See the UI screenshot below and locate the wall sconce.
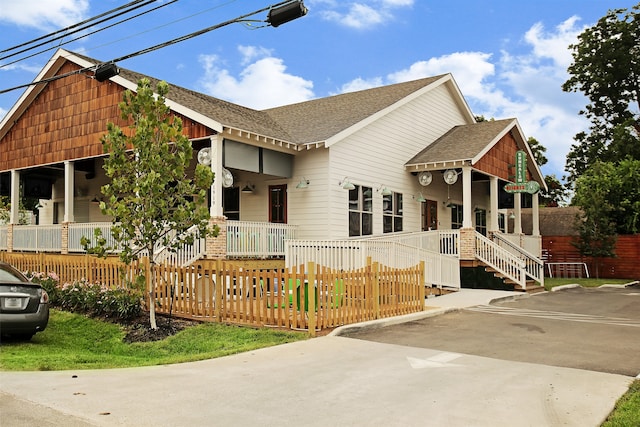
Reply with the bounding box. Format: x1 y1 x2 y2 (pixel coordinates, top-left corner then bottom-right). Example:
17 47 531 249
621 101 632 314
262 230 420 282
509 211 516 219
413 193 426 203
296 178 310 189
241 184 255 194
377 185 392 196
339 177 355 190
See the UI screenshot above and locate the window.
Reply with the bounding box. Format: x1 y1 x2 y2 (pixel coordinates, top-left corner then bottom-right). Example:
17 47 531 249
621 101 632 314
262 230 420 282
269 185 287 223
450 204 463 229
383 192 403 233
498 212 506 233
475 208 487 236
348 185 372 237
223 187 239 220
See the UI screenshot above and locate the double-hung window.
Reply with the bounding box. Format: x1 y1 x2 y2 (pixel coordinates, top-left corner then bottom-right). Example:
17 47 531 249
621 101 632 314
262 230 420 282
348 185 372 237
450 204 463 229
383 192 403 233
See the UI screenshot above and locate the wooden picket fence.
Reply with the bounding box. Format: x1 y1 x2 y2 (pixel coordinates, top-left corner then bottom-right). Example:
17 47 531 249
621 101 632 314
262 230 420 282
0 252 425 336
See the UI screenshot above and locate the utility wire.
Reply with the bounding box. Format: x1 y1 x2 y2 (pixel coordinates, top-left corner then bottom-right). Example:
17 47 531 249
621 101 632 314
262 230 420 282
0 0 302 95
0 0 161 62
1 0 154 54
0 0 177 68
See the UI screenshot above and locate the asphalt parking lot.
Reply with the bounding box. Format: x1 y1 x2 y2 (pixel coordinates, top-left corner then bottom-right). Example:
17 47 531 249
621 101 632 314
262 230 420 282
343 285 640 377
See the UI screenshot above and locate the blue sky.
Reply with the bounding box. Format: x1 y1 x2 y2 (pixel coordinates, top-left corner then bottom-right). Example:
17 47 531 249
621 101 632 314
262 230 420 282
1 0 637 180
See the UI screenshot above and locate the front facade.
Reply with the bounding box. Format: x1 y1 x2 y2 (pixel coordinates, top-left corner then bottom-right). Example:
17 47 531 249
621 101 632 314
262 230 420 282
1 49 547 289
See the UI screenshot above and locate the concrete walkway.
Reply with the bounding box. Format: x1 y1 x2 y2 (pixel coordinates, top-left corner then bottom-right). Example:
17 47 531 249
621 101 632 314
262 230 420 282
0 289 633 427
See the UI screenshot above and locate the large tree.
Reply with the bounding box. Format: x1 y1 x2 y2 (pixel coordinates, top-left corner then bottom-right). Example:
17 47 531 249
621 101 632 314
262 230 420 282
562 4 640 183
98 79 216 329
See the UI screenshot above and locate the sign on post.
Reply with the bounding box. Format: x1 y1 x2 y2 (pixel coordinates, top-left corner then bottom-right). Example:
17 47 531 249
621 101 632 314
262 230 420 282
504 150 540 194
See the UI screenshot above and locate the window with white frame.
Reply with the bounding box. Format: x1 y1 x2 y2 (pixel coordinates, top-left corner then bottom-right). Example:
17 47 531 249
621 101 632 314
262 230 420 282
450 203 463 229
348 185 372 237
383 192 403 233
475 208 487 236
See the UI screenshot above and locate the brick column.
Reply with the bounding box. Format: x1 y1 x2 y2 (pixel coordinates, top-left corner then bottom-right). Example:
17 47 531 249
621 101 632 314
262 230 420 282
205 216 227 259
61 222 69 254
459 228 476 261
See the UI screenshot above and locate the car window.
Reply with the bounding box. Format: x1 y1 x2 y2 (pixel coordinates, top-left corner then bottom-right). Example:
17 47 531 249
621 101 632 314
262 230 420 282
0 268 25 283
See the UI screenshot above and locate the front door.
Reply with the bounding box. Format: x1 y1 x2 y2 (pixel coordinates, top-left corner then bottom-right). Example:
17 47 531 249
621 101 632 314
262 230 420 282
269 184 287 223
422 199 438 231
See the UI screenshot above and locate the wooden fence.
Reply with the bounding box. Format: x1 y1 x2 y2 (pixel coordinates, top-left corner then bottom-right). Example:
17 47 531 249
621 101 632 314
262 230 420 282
0 252 425 336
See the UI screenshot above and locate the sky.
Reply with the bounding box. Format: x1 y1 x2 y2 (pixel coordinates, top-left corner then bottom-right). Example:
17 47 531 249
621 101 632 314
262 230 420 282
0 0 637 181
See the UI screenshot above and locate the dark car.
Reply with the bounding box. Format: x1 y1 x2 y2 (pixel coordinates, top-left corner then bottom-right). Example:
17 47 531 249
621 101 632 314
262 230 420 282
0 262 49 340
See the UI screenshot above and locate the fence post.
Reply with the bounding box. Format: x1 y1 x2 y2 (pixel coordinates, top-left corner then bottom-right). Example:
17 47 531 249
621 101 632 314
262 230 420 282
371 260 380 319
419 261 425 309
307 261 316 337
215 259 223 322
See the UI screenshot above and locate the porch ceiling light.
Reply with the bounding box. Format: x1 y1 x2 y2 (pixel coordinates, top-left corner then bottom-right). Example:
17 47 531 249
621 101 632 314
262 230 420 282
339 177 355 190
242 184 255 194
296 178 310 189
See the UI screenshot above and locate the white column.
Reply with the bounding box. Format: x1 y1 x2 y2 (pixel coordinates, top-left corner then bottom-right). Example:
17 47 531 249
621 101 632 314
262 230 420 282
64 161 75 223
489 176 499 232
209 134 224 217
462 166 472 228
514 193 522 234
9 170 20 224
532 192 540 236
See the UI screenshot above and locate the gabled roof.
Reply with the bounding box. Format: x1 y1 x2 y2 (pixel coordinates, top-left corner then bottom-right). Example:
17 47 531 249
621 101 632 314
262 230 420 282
1 49 474 151
405 118 546 186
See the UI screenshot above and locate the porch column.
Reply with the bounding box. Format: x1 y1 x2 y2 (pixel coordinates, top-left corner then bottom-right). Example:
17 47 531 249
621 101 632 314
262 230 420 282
489 176 499 232
532 192 540 236
514 193 522 234
205 217 227 259
462 166 473 229
64 161 75 223
9 170 20 225
209 134 224 218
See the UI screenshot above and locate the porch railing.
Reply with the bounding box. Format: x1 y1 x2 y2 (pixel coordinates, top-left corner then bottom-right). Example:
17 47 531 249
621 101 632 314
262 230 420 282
492 232 544 287
475 232 526 289
285 231 461 289
68 222 123 253
226 221 297 258
12 225 62 252
0 226 7 250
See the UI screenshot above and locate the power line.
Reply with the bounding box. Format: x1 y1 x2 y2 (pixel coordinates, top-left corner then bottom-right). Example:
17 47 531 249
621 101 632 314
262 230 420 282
0 0 155 55
0 0 177 68
0 0 308 95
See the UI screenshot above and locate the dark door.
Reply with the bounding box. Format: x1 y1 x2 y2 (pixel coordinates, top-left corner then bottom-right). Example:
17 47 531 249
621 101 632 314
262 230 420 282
269 184 287 223
422 199 438 231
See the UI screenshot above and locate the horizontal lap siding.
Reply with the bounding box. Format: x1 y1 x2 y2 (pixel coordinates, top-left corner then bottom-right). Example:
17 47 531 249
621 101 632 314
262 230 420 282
543 235 640 279
1 61 212 171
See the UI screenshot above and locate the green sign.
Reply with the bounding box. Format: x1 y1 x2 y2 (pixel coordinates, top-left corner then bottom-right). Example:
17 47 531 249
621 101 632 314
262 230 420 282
504 150 540 194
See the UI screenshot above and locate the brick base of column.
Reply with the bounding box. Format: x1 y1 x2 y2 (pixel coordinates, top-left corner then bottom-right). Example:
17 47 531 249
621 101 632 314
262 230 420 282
6 224 13 253
61 222 69 254
205 216 227 259
459 228 476 260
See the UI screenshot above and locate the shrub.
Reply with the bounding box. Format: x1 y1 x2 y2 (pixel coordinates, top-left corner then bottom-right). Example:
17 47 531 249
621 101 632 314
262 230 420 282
26 272 142 320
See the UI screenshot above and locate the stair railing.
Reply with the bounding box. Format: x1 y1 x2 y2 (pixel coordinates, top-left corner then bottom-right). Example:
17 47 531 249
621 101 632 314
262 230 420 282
475 232 526 289
492 232 544 287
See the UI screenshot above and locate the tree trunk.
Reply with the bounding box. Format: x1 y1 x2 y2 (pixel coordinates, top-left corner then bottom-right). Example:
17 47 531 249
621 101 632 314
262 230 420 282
149 259 158 330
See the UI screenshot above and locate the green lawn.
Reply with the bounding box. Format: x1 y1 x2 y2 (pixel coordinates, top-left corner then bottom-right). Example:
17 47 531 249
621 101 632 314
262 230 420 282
0 310 307 371
601 380 640 427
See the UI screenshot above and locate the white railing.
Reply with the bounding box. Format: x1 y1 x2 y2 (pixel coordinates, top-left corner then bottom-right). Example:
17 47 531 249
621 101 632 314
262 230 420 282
492 232 544 287
12 225 63 252
475 232 526 289
226 221 297 258
0 226 7 250
285 233 461 289
366 230 460 256
154 226 206 267
68 222 123 253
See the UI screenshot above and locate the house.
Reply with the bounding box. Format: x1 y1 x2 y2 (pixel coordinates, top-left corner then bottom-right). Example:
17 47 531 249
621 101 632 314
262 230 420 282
0 48 547 290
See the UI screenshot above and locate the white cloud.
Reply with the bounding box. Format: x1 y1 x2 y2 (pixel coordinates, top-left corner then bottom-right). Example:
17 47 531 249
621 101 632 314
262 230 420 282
315 0 412 29
0 0 89 29
197 49 314 110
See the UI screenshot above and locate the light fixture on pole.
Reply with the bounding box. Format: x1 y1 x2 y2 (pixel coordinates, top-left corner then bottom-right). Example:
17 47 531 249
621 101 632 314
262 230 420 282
267 1 308 27
94 63 120 82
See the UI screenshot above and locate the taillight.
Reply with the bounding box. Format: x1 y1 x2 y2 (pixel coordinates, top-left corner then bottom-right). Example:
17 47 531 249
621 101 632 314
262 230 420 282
40 289 49 304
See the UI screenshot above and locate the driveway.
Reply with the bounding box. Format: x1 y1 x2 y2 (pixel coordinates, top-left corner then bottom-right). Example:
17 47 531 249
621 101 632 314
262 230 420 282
343 285 640 377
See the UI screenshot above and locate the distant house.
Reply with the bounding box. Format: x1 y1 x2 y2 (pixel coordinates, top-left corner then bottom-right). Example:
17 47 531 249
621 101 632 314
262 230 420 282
0 48 548 290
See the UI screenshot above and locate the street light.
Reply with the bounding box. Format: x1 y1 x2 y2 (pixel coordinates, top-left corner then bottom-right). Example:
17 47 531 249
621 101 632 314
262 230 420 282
267 1 308 27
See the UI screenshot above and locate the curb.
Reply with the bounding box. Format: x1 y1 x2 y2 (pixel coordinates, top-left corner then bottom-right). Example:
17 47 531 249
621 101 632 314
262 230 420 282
552 280 639 292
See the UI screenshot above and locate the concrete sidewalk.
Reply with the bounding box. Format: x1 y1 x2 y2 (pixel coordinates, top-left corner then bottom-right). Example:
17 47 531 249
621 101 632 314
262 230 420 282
0 289 632 427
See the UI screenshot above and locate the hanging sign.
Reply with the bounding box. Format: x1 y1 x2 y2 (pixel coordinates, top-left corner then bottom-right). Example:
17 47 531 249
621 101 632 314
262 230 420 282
504 150 540 194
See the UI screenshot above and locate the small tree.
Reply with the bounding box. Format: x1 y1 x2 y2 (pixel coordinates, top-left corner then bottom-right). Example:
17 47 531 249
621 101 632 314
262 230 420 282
571 161 618 278
98 78 216 329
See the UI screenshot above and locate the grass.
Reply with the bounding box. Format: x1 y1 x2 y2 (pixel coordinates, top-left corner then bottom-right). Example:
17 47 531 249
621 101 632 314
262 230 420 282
0 310 307 371
544 277 635 291
601 380 640 427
